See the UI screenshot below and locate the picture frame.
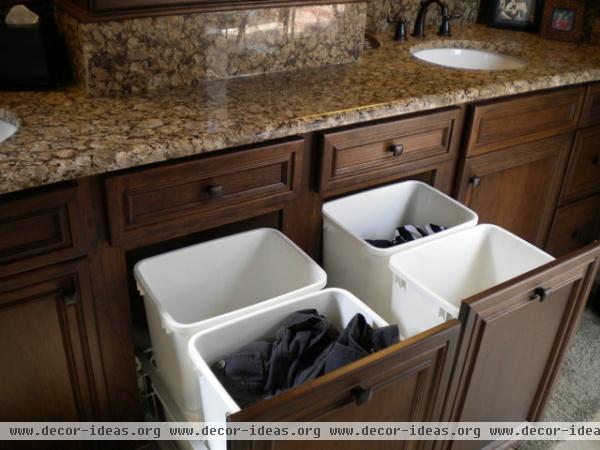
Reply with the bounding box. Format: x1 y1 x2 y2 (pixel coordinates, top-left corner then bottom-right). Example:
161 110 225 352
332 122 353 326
540 0 585 42
488 0 543 32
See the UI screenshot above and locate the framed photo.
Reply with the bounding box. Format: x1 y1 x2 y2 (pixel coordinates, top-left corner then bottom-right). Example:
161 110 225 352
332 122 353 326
488 0 543 32
541 0 585 42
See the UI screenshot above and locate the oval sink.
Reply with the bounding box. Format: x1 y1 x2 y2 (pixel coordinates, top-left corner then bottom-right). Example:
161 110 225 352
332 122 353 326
412 48 527 71
0 119 17 143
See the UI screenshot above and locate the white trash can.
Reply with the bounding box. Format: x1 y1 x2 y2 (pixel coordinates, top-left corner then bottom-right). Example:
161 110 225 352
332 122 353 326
389 224 555 338
187 288 389 450
322 180 478 323
134 228 327 420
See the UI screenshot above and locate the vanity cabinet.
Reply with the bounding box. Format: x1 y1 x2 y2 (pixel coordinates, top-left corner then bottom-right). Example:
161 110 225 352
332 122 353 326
456 134 572 247
3 83 600 450
0 258 105 424
444 243 600 450
319 108 463 198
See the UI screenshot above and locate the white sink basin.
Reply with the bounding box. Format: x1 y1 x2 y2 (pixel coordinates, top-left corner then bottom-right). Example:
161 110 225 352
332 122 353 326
0 119 17 143
412 48 527 71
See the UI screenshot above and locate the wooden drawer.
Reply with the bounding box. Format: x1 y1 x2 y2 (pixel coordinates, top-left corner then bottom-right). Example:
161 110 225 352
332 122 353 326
319 108 463 196
0 185 86 278
228 320 459 433
465 87 585 157
546 194 600 257
580 83 600 128
561 126 600 203
105 139 304 245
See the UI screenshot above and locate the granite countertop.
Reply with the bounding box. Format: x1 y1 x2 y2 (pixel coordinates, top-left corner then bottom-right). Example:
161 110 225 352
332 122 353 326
2 24 600 195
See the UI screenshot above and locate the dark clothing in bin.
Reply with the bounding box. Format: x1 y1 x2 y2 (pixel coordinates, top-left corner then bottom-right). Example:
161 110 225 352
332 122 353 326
366 223 445 248
211 309 399 407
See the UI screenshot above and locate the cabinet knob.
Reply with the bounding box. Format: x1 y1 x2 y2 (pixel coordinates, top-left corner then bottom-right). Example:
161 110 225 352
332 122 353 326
469 176 481 187
389 143 404 157
208 185 223 199
530 286 553 302
351 386 373 406
593 156 600 166
571 230 579 240
62 287 78 307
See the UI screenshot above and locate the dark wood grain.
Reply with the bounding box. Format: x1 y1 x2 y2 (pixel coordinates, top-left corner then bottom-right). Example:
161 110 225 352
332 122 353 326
465 87 585 157
560 125 600 204
104 139 304 248
546 194 600 257
456 134 572 246
580 83 600 128
320 108 464 196
444 242 600 450
0 259 103 425
0 184 87 278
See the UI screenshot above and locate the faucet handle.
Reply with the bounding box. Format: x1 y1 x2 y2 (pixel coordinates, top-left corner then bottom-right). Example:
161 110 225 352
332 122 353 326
438 9 460 36
393 16 408 41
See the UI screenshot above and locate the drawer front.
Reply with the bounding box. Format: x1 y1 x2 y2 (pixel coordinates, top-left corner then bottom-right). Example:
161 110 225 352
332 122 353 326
466 87 585 157
229 321 459 430
580 83 600 128
320 108 463 195
105 139 304 245
0 186 86 278
561 126 600 203
546 194 600 257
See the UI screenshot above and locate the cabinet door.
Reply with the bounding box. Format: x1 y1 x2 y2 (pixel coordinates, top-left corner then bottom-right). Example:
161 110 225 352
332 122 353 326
229 320 460 450
0 259 105 424
456 134 572 247
445 243 600 450
546 194 600 257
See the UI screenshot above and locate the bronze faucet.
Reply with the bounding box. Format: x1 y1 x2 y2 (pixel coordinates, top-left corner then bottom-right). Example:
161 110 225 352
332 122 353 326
412 0 459 37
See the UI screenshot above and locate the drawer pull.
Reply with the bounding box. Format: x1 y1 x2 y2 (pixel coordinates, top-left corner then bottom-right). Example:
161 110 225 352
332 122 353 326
593 156 600 166
389 143 404 157
530 286 553 302
469 176 481 188
207 185 224 199
352 386 373 406
62 288 78 307
571 230 579 240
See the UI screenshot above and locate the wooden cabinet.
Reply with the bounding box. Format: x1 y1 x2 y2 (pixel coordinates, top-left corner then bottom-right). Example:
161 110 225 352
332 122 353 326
456 134 572 247
0 259 105 423
464 87 585 157
0 185 87 278
547 195 600 257
229 320 460 450
560 126 600 204
445 243 600 450
105 139 304 246
580 83 600 128
319 108 463 197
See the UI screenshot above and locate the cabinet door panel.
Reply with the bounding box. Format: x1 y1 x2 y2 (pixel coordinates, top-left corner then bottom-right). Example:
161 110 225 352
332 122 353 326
456 134 571 246
445 243 600 450
546 194 600 257
230 320 460 450
0 260 104 423
560 126 600 203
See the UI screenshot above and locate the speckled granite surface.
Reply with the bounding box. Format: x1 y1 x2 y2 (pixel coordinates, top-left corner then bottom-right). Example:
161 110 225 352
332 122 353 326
2 24 600 195
367 0 479 33
55 4 366 95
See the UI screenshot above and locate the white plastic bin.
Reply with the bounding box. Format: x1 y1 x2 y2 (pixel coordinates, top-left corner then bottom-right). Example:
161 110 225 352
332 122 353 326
389 224 555 338
323 180 478 324
188 288 389 450
134 228 327 420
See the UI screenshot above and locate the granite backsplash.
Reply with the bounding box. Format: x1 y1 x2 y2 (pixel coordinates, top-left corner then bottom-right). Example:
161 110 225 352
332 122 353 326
55 3 366 95
366 0 600 43
56 0 599 96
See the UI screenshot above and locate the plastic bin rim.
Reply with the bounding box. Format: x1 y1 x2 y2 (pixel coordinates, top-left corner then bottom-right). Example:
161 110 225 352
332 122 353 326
133 227 327 334
322 180 478 257
388 224 555 314
186 287 389 417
